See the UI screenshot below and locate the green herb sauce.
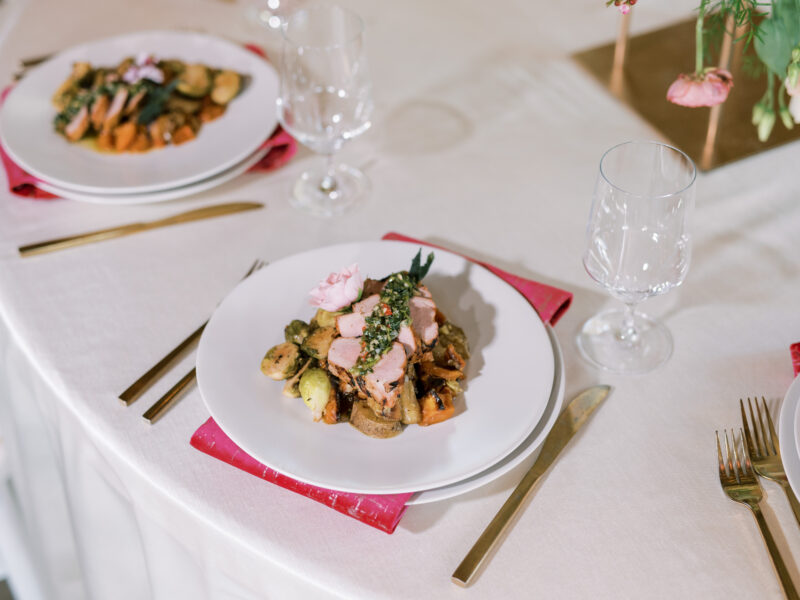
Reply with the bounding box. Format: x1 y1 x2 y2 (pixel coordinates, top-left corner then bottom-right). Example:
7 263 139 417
350 272 416 375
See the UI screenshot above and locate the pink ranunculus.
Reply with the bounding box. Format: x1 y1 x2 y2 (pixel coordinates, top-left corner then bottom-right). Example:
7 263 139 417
309 263 363 312
785 76 800 97
666 69 733 107
618 3 630 14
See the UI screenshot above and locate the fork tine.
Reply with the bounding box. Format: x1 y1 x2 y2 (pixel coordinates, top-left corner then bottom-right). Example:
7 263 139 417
754 398 774 456
748 397 764 457
740 428 754 475
725 429 739 483
762 396 780 456
731 429 743 480
716 430 727 479
740 399 758 459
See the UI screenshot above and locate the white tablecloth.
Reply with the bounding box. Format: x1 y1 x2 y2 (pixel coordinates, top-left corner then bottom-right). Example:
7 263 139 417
1 0 800 598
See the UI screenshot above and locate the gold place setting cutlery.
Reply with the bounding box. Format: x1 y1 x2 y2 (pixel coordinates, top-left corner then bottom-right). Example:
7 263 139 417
717 397 800 600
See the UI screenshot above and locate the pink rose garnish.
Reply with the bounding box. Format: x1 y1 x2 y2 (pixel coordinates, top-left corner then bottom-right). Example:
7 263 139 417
123 53 165 85
666 69 733 107
309 264 363 312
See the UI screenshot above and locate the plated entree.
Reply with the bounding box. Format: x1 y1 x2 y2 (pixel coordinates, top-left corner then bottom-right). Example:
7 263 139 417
52 53 246 152
260 251 470 439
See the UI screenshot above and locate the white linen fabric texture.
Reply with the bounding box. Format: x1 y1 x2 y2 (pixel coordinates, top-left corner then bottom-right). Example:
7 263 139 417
2 0 800 598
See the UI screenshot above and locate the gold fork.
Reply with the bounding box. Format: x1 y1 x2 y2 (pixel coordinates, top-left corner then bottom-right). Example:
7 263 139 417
717 429 799 599
742 397 800 528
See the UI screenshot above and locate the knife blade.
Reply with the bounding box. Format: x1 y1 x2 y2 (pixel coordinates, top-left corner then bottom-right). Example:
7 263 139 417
18 201 263 257
451 384 612 587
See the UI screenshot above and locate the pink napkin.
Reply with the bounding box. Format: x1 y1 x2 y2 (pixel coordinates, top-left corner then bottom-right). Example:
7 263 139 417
190 236 573 533
0 44 296 199
792 342 800 377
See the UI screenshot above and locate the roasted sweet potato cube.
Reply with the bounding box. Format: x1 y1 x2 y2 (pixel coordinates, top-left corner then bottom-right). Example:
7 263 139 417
113 121 137 151
172 124 196 145
419 386 454 426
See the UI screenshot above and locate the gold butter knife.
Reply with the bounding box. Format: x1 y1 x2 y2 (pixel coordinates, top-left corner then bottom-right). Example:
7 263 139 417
18 201 263 257
452 385 612 587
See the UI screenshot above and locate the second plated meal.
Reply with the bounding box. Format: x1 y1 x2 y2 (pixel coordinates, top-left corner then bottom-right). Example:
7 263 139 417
260 251 470 439
53 53 246 153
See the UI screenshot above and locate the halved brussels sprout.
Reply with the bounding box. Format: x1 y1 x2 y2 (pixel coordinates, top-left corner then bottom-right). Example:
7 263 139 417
260 342 301 380
310 309 342 329
284 320 311 345
300 326 337 360
298 368 333 421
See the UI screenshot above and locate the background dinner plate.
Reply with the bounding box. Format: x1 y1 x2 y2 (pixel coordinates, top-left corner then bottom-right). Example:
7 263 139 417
407 323 565 504
36 144 269 204
779 375 800 495
196 241 556 495
0 30 278 194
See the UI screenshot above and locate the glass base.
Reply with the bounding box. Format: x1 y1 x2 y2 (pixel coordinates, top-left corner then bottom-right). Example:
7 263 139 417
290 163 369 218
576 309 673 375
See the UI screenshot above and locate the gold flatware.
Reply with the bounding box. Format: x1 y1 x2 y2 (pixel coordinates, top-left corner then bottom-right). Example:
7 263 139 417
741 397 800 528
142 368 196 424
717 429 799 600
452 385 612 587
18 202 263 257
140 259 267 423
119 259 264 405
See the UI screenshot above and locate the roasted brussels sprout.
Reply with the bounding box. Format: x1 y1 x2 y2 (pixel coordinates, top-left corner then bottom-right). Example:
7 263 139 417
310 309 341 329
284 320 311 345
260 342 301 380
299 368 333 421
177 64 212 98
210 70 241 105
300 326 337 360
433 321 470 363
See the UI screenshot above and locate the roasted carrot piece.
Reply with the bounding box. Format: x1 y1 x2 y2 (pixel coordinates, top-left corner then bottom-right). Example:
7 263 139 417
113 121 137 152
97 128 113 152
130 128 151 152
322 395 338 424
172 124 196 145
419 386 454 426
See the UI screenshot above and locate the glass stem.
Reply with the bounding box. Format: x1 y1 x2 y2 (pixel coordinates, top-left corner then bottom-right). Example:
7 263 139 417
618 302 640 345
319 154 337 194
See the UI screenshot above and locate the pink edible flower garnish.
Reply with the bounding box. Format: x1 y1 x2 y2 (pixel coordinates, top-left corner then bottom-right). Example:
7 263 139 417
309 264 363 312
666 69 733 107
618 4 630 14
123 53 164 85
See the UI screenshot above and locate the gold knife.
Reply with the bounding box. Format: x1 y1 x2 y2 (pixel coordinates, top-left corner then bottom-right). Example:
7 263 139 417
18 201 263 257
452 384 612 587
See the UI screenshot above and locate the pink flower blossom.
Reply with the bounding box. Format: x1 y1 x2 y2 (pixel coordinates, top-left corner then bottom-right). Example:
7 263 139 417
618 4 630 14
666 69 733 107
123 53 164 85
785 76 800 97
309 264 363 312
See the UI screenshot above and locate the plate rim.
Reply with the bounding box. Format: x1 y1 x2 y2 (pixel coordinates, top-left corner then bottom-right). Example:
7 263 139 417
780 375 800 494
196 240 556 494
0 29 279 195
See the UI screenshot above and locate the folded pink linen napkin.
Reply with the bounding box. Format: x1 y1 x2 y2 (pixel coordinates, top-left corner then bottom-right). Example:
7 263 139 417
0 44 296 199
190 235 573 533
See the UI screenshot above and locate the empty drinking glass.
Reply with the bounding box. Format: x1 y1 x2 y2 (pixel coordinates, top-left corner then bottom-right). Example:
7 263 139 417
577 141 696 374
277 5 374 217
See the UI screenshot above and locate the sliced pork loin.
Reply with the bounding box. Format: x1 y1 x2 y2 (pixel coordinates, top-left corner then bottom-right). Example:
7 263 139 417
409 296 439 350
327 337 362 385
356 342 406 411
397 324 418 358
336 293 380 338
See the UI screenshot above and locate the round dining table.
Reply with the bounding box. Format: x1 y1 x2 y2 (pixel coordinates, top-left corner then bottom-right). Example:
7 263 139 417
1 0 799 598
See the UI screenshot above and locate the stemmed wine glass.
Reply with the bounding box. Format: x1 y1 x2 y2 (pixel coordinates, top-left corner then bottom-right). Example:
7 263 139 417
277 5 374 217
577 140 697 374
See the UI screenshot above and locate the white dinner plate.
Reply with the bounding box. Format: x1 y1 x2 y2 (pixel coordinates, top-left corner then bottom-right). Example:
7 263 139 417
0 30 279 195
407 323 565 504
36 144 270 205
779 375 800 494
196 241 556 495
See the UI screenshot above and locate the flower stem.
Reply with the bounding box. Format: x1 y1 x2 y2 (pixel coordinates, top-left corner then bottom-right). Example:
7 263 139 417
695 2 706 75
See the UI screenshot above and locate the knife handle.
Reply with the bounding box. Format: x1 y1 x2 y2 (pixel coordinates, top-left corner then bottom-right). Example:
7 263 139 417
452 464 545 586
19 223 147 257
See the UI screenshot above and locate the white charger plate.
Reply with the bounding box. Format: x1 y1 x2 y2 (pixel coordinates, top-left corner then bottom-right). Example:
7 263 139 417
36 144 270 204
0 30 278 195
407 323 564 504
196 241 556 495
779 375 800 494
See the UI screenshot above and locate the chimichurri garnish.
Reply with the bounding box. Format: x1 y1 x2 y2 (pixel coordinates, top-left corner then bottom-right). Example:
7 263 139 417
350 250 433 375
